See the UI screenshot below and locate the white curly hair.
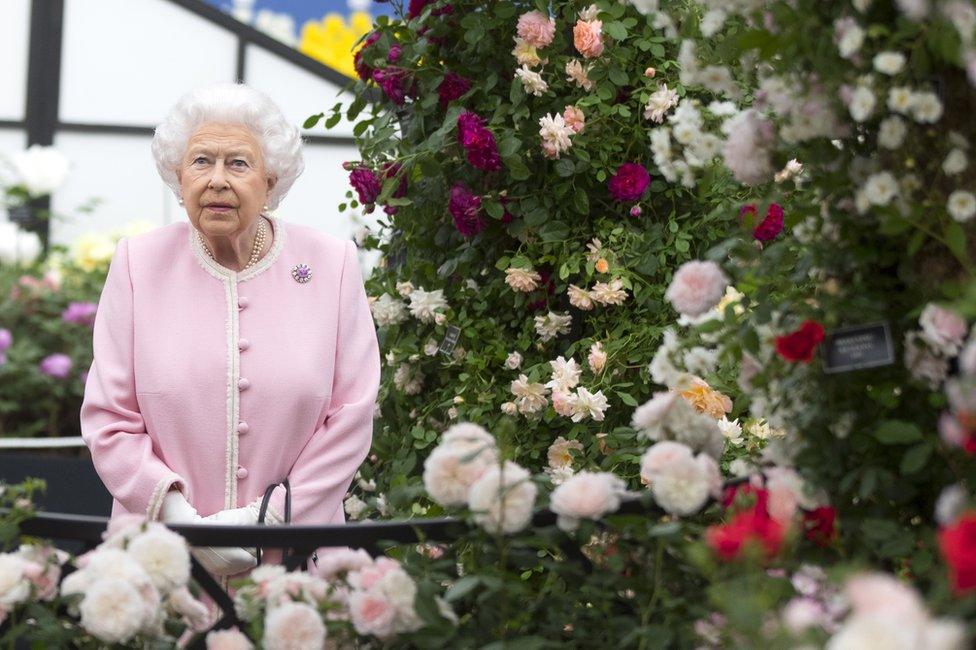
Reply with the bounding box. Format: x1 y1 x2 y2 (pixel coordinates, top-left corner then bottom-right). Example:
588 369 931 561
151 82 304 210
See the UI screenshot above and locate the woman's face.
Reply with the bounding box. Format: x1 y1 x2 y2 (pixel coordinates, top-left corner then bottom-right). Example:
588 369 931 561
177 122 276 236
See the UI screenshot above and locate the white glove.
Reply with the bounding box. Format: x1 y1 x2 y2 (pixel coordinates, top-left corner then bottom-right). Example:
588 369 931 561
202 494 283 561
159 490 257 576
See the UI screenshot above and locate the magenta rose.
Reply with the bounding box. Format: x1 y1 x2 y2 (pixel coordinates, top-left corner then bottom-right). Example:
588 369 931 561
408 0 435 19
353 31 381 82
371 67 410 106
39 353 72 379
448 183 486 237
380 161 408 216
349 167 381 205
457 111 502 172
62 301 98 326
608 163 650 202
438 72 472 109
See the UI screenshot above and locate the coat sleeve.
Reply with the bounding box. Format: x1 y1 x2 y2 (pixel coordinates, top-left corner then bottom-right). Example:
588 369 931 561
80 237 186 520
268 239 380 524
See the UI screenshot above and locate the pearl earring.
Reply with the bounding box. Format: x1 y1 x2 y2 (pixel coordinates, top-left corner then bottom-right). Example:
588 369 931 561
178 195 184 205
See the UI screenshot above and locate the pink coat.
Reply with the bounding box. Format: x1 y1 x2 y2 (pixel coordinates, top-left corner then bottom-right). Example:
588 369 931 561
80 216 380 537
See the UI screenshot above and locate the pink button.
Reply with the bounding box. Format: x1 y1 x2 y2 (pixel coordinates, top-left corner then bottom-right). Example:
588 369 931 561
237 421 249 434
236 466 248 479
238 377 251 390
238 338 250 351
238 296 250 310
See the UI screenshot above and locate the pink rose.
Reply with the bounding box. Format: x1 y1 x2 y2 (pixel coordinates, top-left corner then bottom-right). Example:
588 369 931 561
349 556 400 591
262 602 325 650
552 390 575 417
665 260 729 317
550 471 626 530
919 303 967 356
640 440 693 483
349 591 397 639
573 19 604 58
844 573 927 624
315 546 373 580
206 627 253 650
517 10 556 48
563 105 585 133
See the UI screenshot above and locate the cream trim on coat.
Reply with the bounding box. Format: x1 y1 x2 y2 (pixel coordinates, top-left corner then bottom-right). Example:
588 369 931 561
186 216 287 510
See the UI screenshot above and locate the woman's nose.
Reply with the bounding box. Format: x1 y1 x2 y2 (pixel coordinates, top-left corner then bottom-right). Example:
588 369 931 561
208 162 229 189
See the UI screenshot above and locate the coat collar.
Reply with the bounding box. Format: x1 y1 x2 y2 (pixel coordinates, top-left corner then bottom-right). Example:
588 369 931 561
188 214 286 282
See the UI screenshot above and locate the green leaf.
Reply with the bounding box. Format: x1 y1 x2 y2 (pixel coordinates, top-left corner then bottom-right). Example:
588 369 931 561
874 420 923 445
900 442 933 474
346 96 367 121
604 21 628 41
540 221 570 242
498 136 521 158
506 156 532 180
445 576 481 602
573 187 589 215
608 66 630 87
484 200 504 220
615 391 638 407
554 158 575 177
945 221 967 262
302 113 324 129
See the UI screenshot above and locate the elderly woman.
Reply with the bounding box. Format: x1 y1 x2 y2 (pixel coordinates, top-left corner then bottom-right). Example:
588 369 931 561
80 83 380 577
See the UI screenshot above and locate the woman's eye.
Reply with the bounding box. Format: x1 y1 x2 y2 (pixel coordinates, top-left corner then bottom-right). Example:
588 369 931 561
192 156 208 164
232 159 248 167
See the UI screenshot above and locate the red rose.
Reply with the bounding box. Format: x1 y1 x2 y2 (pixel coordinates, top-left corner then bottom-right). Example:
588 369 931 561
739 203 784 242
775 321 825 363
754 203 784 241
803 506 837 547
706 506 785 562
608 162 650 202
939 512 976 595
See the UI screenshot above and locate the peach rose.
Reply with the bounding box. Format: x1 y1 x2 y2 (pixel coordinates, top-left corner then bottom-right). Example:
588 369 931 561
573 20 604 58
563 105 585 133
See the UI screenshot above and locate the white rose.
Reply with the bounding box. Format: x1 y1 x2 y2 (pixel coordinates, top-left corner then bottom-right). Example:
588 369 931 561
0 222 43 266
78 578 153 644
873 51 906 75
467 461 537 534
942 149 968 175
0 555 31 608
126 525 191 593
878 116 907 149
11 145 70 196
910 91 943 123
863 172 898 206
947 190 976 222
848 86 876 122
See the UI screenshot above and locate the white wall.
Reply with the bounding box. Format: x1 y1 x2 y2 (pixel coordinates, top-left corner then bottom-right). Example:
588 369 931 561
244 46 359 138
60 0 237 126
0 0 30 122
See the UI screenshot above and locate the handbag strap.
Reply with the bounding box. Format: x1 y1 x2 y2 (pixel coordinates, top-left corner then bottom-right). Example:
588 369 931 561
255 478 291 566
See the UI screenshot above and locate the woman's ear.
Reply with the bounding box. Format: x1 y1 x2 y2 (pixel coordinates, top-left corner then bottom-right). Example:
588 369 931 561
266 174 277 193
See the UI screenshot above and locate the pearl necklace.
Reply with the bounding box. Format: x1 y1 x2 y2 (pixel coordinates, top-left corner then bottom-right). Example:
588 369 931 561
198 217 268 271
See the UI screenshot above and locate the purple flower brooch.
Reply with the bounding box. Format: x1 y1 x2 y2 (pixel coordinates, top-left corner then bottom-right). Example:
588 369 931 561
291 263 312 284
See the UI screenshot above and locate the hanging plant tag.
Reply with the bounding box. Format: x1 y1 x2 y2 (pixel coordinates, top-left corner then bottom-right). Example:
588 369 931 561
822 322 895 374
